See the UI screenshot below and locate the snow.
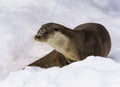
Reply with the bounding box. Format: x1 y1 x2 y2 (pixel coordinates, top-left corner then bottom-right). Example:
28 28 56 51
0 56 120 87
0 0 120 87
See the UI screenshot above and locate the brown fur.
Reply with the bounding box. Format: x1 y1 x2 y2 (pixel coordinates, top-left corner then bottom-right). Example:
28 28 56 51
29 50 68 68
29 23 111 68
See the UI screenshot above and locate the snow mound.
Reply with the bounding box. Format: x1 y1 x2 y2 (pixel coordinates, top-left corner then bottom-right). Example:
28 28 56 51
0 56 120 87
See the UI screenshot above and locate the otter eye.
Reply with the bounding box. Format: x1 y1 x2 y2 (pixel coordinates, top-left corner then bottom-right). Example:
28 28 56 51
54 28 59 31
44 32 48 35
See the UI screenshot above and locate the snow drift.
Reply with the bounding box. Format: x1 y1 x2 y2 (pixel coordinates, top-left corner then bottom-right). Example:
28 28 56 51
0 56 120 87
0 0 120 87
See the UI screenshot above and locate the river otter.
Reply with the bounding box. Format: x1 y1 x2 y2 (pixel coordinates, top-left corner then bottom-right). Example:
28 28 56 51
29 22 111 68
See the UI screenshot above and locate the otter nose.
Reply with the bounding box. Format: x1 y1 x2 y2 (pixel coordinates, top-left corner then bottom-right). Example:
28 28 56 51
34 34 40 40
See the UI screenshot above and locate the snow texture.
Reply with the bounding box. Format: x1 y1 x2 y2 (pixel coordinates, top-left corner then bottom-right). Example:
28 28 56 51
0 0 120 87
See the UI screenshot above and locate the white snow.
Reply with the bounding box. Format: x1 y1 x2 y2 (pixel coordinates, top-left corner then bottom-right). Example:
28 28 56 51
0 56 120 87
0 0 120 87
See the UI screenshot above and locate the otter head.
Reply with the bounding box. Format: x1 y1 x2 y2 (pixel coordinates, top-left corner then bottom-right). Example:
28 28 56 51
35 23 79 61
34 23 61 42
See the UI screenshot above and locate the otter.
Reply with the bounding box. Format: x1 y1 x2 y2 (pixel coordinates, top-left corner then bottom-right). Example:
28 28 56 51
29 22 111 68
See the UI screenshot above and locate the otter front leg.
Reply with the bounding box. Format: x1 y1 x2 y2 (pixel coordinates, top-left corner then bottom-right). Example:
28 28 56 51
29 50 69 68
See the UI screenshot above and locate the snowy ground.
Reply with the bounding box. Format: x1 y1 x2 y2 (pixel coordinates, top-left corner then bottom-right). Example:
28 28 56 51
0 0 120 87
